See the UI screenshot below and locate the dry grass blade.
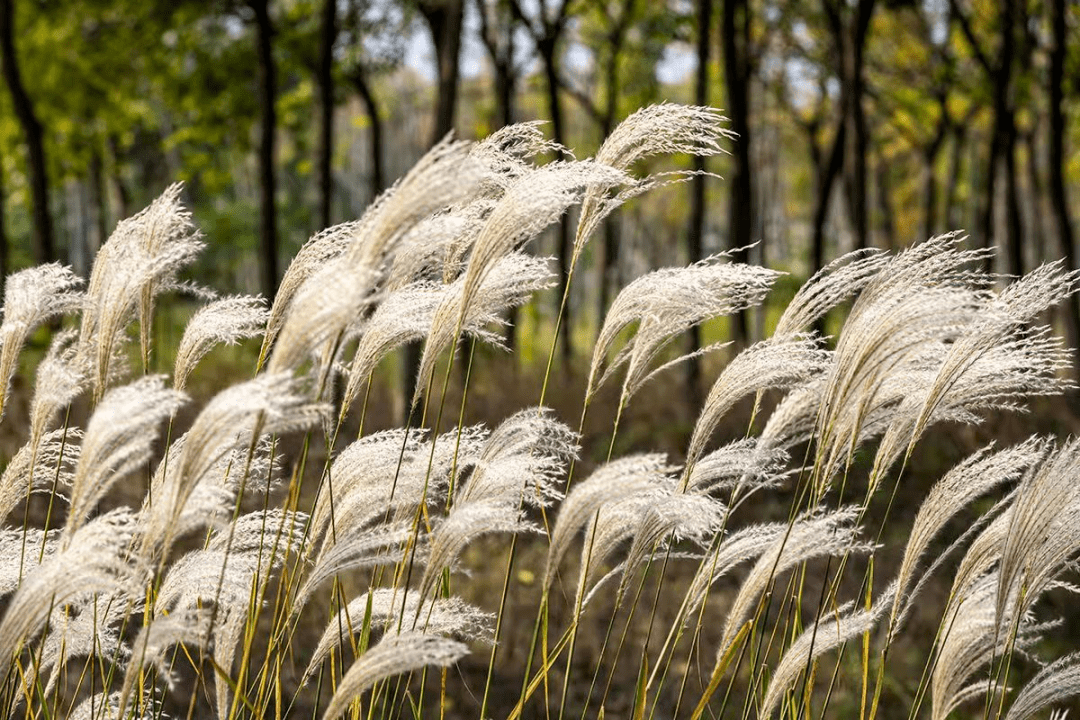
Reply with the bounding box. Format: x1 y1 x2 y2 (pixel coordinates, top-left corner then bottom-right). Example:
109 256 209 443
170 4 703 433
682 522 788 621
320 631 469 720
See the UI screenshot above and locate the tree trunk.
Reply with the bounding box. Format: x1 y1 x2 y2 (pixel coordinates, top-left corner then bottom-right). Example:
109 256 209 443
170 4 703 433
0 0 54 264
876 148 896 249
250 0 279 298
980 0 1015 272
316 0 336 230
1048 0 1079 369
421 0 464 143
840 0 874 251
351 69 384 201
722 0 751 342
541 44 574 365
944 125 964 230
0 153 8 296
687 0 712 398
107 134 130 225
811 121 846 274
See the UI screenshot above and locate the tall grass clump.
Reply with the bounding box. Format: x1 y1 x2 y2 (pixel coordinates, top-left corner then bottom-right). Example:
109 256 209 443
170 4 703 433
2 104 1080 720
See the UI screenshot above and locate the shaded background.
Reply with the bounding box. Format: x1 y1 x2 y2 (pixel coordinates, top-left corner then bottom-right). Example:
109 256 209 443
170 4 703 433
2 1 1080 717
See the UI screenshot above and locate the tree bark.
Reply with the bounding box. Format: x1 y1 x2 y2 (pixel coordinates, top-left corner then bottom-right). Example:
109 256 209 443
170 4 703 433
811 121 845 275
350 68 384 202
1048 0 1079 369
420 0 465 143
687 0 712 397
316 0 336 229
722 0 751 342
540 42 574 365
0 0 54 264
841 0 874 251
250 0 279 298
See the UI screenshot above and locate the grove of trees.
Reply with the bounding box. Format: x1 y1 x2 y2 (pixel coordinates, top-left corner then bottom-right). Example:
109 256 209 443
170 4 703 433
0 0 1077 381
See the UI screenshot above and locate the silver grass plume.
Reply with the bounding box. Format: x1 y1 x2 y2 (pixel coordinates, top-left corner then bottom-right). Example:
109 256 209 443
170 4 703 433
0 528 58 596
70 691 161 720
682 522 788 622
684 336 830 476
1003 651 1080 720
612 489 726 606
384 201 490 290
415 252 557 406
545 454 674 593
888 439 1047 635
469 120 567 195
757 378 826 452
343 136 487 271
153 510 305 718
35 590 131 699
309 427 484 557
870 332 1072 481
303 589 491 683
587 255 782 404
996 439 1080 627
760 592 891 718
812 233 991 493
142 434 278 543
715 507 873 657
173 295 268 390
79 184 205 397
0 428 79 521
0 509 139 685
140 372 325 558
683 438 789 499
931 571 1050 720
297 521 414 605
28 330 85 451
62 376 185 539
573 104 733 264
0 263 82 421
321 631 469 720
909 261 1080 454
262 221 358 359
339 283 443 419
266 255 379 377
421 409 576 599
117 606 213 717
771 248 888 340
413 161 625 407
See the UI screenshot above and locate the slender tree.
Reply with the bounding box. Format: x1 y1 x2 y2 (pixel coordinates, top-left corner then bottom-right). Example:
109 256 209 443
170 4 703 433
510 0 574 363
721 0 751 341
0 0 53 264
249 0 279 298
686 0 712 397
316 0 337 229
419 0 464 142
950 0 1021 274
1047 0 1079 367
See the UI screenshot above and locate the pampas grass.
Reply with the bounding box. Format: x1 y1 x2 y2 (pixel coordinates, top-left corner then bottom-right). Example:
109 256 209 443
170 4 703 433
3 106 1080 720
